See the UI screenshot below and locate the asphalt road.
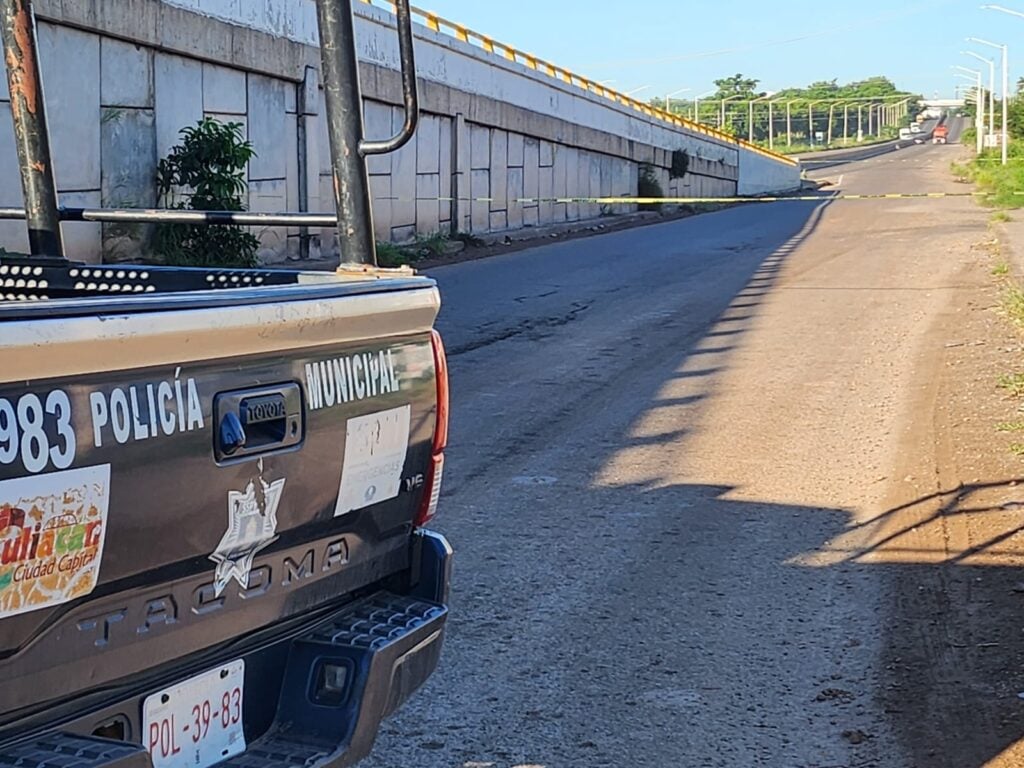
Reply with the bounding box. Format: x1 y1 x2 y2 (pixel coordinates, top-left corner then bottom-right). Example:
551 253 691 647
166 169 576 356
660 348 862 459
367 136 1022 767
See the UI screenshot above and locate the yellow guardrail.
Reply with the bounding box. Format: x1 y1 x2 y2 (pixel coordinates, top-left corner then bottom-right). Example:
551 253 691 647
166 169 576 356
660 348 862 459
356 0 799 167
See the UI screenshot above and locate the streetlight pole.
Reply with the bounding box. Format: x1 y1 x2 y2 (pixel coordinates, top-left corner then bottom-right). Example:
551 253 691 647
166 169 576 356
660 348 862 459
962 50 995 143
665 87 691 116
694 89 716 123
720 95 742 130
968 36 1009 164
748 95 769 142
786 100 798 146
955 66 985 154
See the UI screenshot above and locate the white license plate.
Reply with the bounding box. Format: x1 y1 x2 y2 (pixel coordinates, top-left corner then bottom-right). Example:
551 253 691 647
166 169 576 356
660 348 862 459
143 660 246 768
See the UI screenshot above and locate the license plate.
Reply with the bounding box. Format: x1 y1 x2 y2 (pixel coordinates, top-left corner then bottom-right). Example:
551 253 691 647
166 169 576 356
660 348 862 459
143 660 246 768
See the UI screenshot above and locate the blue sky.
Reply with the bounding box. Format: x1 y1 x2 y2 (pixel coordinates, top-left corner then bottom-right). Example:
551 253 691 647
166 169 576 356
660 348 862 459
425 0 1020 99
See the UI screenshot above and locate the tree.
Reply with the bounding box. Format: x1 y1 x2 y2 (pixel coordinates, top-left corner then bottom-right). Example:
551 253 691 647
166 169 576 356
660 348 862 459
154 118 260 268
713 73 761 100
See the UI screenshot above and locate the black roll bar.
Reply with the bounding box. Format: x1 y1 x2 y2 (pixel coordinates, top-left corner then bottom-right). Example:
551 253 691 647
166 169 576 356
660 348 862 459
0 0 421 268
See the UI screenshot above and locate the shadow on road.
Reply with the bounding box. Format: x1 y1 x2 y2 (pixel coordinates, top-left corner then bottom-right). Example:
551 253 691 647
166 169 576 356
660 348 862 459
376 183 1024 768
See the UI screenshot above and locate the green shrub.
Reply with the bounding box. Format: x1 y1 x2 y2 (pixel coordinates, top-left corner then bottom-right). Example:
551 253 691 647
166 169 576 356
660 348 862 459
638 164 664 211
154 118 260 268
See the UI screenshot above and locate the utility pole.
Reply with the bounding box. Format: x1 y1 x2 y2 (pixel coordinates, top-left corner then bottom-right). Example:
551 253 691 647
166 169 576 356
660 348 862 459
843 103 849 143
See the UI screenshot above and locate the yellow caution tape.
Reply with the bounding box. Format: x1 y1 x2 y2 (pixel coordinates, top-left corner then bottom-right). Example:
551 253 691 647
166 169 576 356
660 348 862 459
376 191 1015 204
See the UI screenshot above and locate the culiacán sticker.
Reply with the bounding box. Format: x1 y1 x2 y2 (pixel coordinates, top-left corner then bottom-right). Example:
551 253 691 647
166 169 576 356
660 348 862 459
0 464 111 618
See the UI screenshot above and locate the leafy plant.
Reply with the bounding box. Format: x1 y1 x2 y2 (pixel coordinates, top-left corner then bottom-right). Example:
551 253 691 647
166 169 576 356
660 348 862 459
638 163 663 211
670 149 690 180
153 118 260 268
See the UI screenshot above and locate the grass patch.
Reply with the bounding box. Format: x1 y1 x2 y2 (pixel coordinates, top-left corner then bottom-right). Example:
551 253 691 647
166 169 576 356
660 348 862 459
992 210 1013 223
1003 282 1024 328
993 261 1011 276
375 232 458 268
998 372 1024 397
997 420 1024 432
961 146 1024 209
1010 443 1024 457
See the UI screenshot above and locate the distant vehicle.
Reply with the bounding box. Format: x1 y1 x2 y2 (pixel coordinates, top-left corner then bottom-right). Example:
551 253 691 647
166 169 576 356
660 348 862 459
910 123 922 134
933 125 949 144
899 127 914 140
916 113 926 124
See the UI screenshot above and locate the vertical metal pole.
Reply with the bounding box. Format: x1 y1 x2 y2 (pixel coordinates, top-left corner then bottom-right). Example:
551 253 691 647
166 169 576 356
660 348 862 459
989 60 995 144
768 101 774 149
977 76 984 155
0 0 62 257
315 0 376 267
1002 44 1009 165
843 104 848 143
808 103 813 145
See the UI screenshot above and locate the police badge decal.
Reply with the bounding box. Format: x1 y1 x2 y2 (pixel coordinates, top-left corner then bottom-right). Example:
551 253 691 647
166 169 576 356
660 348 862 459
210 459 284 597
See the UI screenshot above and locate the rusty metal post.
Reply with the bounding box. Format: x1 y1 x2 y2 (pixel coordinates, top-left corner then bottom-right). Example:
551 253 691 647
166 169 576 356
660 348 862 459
0 0 62 257
316 0 376 267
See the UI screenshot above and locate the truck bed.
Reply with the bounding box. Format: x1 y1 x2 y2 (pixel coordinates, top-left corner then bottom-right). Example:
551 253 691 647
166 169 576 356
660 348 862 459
0 267 449 764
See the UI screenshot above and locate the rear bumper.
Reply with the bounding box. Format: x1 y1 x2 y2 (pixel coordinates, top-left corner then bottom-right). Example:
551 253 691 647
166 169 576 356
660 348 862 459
0 530 452 768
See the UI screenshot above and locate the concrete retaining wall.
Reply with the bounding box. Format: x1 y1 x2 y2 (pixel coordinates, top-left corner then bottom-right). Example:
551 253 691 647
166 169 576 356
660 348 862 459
0 0 800 263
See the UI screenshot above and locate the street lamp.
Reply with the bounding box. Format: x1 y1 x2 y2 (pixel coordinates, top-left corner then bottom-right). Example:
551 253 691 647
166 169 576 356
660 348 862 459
625 85 652 96
954 66 985 154
807 100 825 145
693 88 716 123
664 87 691 116
720 94 743 130
748 94 770 142
967 35 1009 164
962 50 996 144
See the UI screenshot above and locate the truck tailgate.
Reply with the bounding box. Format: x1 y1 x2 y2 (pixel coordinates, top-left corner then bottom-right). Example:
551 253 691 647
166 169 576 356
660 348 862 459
0 278 441 736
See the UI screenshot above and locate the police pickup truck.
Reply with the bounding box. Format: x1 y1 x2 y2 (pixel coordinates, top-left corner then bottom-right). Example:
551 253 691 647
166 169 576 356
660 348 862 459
0 1 451 766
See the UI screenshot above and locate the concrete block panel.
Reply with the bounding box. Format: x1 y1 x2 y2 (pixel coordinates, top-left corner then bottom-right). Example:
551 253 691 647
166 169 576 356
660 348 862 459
155 53 203 165
540 140 554 168
489 128 507 211
416 173 440 235
416 115 441 175
564 146 580 221
439 117 452 224
470 124 489 170
101 38 154 108
523 138 539 209
203 63 247 115
249 178 288 262
285 113 299 231
538 166 554 224
369 173 392 243
489 210 507 232
506 167 523 229
470 169 489 233
101 107 156 262
248 74 289 181
61 190 102 263
390 139 417 228
507 132 524 167
363 100 393 175
40 25 100 192
523 204 538 228
0 103 28 254
391 224 416 244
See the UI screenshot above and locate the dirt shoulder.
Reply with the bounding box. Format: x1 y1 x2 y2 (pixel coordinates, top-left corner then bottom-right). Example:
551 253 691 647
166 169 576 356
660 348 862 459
870 186 1024 767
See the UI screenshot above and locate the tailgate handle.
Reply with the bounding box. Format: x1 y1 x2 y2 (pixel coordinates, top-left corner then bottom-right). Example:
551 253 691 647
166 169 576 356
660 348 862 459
214 384 304 463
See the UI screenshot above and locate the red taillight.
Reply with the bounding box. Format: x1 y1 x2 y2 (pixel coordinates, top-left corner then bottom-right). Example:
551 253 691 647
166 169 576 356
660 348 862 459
415 330 449 527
